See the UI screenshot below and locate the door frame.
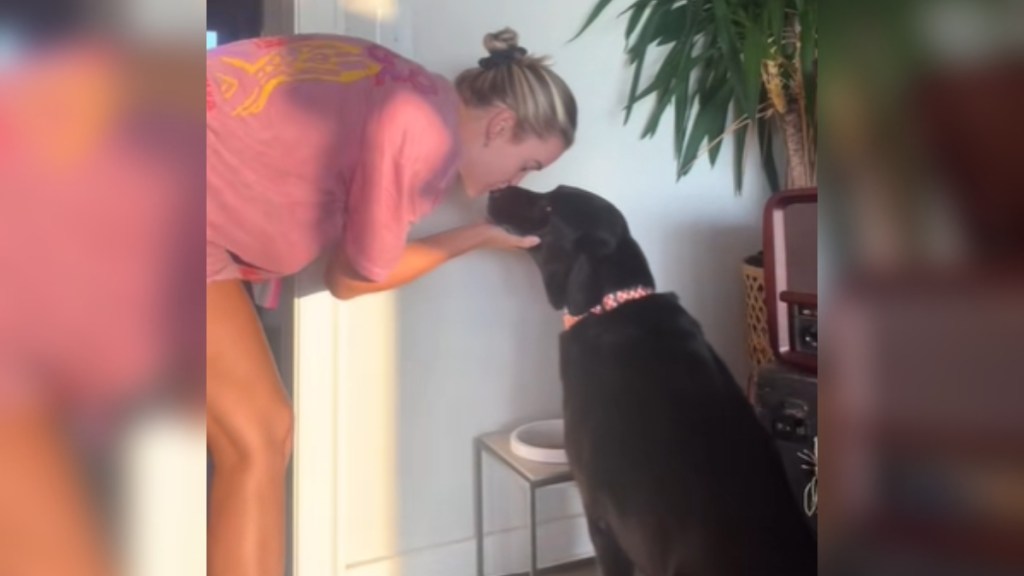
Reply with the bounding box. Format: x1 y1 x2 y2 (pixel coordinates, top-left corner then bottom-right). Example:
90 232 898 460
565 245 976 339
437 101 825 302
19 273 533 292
291 270 350 576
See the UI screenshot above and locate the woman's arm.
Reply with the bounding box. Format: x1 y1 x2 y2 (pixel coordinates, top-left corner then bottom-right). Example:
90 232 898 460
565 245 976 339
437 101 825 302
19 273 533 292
325 223 539 300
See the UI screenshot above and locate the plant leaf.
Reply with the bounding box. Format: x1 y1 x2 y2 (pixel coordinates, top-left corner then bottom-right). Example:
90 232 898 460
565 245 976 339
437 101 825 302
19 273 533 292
624 58 647 125
640 40 689 139
711 0 749 114
673 56 693 162
572 0 618 41
653 4 691 46
705 97 732 167
766 0 785 53
628 42 702 107
740 21 766 122
629 0 709 113
623 0 651 43
624 0 670 122
626 0 668 63
732 106 749 194
623 9 654 123
678 75 732 177
641 84 675 139
617 0 644 18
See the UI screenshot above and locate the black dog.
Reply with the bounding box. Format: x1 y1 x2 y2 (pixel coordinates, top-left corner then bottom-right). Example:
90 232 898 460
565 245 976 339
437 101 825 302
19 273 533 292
488 185 816 576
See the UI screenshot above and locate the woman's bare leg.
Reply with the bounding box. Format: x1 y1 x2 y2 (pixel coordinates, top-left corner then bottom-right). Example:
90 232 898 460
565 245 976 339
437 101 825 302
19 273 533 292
0 400 114 576
206 280 293 576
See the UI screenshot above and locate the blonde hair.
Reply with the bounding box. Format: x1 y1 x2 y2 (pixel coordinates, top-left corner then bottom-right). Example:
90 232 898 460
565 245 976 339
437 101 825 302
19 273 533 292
455 28 578 147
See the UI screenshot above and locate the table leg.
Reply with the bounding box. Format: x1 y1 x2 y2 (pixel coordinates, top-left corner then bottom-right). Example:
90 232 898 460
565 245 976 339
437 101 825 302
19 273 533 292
528 484 538 576
474 440 484 576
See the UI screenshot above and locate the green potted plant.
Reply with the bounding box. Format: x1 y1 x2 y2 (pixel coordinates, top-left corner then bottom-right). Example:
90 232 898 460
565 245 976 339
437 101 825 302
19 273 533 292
574 0 818 385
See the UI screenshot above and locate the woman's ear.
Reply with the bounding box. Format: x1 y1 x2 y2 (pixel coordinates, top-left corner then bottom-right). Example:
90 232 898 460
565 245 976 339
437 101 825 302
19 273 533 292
484 107 517 145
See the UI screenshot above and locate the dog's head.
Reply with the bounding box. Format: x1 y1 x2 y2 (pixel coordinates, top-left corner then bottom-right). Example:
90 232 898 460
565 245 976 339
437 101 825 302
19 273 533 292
487 185 652 313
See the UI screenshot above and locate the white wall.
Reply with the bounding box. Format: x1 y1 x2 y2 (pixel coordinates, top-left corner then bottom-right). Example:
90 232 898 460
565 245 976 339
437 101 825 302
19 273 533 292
294 1 770 574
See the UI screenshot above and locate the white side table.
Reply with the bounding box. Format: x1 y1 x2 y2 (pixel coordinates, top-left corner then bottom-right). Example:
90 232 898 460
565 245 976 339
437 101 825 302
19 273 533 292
474 430 578 576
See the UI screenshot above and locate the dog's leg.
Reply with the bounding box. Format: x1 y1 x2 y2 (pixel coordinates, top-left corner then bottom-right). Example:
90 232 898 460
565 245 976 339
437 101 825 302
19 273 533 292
587 516 633 576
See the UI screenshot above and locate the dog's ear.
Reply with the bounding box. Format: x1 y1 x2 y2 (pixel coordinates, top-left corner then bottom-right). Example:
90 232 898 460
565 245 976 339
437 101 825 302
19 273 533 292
535 221 620 311
540 259 569 310
563 254 599 315
548 229 618 313
573 229 617 257
539 254 596 312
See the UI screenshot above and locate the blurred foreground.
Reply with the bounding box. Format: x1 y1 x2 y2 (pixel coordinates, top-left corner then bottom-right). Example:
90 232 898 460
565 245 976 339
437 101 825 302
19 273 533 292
1 0 205 574
824 2 1024 575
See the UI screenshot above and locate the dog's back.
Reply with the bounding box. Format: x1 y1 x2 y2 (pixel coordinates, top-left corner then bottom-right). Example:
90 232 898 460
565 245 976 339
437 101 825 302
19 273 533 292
560 294 817 576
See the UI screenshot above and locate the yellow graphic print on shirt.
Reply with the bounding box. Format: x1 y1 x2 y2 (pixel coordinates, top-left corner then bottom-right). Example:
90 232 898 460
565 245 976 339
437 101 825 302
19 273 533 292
217 40 383 117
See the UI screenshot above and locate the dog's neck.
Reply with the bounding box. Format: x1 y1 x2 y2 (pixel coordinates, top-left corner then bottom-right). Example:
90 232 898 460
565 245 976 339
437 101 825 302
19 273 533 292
563 285 654 330
563 236 656 321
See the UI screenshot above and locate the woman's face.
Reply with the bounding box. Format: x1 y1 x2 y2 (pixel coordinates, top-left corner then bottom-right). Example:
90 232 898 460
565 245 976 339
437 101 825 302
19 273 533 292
458 106 567 198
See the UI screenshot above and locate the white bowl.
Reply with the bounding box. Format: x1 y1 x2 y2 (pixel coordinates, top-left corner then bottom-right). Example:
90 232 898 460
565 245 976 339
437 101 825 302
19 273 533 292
510 419 567 464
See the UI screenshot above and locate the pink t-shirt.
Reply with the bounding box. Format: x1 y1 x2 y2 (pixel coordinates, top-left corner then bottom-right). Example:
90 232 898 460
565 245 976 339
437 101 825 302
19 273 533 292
206 35 461 284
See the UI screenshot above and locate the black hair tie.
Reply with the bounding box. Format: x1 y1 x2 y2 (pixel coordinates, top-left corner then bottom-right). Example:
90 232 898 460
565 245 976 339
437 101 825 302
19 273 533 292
479 47 528 70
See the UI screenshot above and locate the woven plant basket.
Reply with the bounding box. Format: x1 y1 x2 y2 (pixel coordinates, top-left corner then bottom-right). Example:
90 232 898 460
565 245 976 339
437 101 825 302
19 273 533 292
742 254 774 395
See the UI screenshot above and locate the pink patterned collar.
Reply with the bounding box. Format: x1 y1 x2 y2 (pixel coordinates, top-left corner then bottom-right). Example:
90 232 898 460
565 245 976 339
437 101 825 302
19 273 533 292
562 285 655 331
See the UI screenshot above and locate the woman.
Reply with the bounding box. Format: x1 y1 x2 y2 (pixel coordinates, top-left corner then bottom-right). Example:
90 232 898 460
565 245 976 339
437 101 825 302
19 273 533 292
206 28 577 575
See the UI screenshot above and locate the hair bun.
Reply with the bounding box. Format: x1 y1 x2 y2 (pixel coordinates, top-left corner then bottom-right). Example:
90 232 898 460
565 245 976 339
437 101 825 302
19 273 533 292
480 27 528 70
484 28 521 54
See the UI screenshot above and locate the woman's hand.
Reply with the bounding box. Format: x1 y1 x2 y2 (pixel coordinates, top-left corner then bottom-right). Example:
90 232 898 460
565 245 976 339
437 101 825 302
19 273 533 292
478 223 541 250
